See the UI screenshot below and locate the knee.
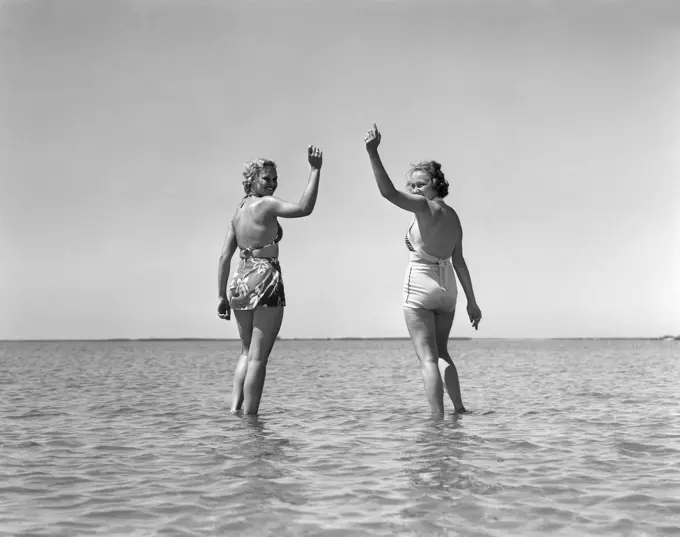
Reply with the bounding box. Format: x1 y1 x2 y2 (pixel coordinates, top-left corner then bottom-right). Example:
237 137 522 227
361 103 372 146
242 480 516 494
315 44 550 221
416 352 439 365
247 349 269 365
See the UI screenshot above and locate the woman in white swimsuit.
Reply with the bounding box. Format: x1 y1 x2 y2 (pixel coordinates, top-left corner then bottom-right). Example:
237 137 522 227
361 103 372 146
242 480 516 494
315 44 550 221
364 123 482 415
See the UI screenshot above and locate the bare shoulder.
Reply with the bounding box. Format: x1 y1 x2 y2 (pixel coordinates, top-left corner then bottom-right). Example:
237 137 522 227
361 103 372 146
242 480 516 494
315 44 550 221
448 205 461 222
229 207 239 227
245 196 275 217
441 203 462 231
427 198 449 216
434 200 460 220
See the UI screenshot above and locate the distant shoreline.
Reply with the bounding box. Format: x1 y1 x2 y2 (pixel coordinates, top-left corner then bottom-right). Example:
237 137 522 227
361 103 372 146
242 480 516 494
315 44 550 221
1 337 678 343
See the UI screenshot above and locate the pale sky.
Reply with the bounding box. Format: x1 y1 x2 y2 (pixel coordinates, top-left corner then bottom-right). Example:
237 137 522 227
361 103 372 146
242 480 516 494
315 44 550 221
2 0 679 340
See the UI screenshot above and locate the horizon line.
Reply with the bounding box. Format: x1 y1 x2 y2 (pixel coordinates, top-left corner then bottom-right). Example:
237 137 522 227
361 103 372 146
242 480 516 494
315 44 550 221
1 336 678 343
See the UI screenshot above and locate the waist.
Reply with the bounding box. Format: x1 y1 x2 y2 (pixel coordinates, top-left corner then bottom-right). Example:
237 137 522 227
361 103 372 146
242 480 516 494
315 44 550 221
238 242 279 257
407 252 451 266
238 255 280 264
239 249 279 260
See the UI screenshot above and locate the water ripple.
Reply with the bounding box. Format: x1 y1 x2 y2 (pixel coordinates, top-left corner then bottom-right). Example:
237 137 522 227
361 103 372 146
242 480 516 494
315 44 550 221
0 339 679 536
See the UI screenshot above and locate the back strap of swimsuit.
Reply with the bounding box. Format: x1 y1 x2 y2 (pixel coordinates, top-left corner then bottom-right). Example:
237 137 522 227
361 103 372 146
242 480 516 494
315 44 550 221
406 223 445 264
239 223 283 257
406 223 450 290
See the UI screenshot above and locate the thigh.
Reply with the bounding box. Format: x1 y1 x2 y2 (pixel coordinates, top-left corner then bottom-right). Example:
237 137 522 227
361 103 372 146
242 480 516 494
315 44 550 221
250 307 285 361
404 267 438 311
234 310 254 352
403 307 438 363
434 309 456 365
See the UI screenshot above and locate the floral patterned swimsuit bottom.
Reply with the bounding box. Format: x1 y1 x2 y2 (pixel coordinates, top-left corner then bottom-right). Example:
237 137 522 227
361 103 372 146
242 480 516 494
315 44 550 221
228 223 286 310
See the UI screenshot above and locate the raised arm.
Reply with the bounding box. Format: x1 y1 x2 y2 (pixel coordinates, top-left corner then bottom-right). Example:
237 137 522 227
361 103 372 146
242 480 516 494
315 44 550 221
451 222 482 330
364 123 429 213
263 145 323 218
217 220 238 320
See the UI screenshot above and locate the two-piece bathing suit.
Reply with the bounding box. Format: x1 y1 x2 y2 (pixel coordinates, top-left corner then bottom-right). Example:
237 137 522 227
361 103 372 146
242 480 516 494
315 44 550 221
228 197 286 311
402 218 458 313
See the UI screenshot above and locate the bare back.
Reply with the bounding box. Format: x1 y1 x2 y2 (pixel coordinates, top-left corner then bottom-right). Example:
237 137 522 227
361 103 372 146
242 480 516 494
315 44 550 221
410 200 462 259
231 196 281 257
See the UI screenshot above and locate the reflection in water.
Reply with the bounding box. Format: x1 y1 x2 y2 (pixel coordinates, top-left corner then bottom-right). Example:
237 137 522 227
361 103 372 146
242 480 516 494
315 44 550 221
403 415 507 505
397 415 506 529
402 416 468 493
230 413 292 474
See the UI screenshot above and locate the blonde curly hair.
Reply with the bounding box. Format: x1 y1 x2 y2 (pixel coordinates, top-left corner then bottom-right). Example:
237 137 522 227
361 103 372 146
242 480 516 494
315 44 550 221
242 158 277 194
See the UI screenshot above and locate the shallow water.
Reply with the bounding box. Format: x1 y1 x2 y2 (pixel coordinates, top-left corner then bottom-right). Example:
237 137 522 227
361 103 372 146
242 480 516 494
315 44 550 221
1 339 679 536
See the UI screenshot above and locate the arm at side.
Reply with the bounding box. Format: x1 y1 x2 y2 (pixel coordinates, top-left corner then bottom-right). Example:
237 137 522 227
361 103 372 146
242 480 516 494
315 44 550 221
218 221 238 300
451 228 478 305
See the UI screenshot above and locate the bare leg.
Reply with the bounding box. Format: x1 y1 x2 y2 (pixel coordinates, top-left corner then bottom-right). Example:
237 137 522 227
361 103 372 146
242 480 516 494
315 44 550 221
403 307 444 415
434 309 466 413
232 354 249 411
243 306 284 415
232 310 254 412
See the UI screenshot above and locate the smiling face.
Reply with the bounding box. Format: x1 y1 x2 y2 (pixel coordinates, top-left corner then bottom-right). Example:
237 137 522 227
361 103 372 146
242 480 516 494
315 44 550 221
407 170 438 200
251 165 278 197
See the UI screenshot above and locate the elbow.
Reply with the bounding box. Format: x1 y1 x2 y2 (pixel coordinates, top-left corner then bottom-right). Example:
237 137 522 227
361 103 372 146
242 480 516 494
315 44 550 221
219 250 235 265
299 202 315 217
381 187 398 201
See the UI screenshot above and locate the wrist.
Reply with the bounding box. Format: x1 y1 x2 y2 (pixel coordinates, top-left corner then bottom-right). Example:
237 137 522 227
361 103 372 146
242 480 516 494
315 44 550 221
366 148 379 157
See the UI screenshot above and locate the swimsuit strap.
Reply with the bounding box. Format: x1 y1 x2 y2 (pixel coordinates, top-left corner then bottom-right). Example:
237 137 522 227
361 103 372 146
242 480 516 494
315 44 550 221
406 220 450 290
242 223 282 249
235 194 283 257
239 224 283 258
406 221 445 263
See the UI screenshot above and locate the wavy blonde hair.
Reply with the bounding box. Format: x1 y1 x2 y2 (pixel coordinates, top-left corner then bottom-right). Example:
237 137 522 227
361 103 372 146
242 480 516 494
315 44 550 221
242 158 277 194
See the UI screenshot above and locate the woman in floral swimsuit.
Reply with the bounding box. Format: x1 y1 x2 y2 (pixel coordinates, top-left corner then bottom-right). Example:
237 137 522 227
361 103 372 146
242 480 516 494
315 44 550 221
217 145 323 414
